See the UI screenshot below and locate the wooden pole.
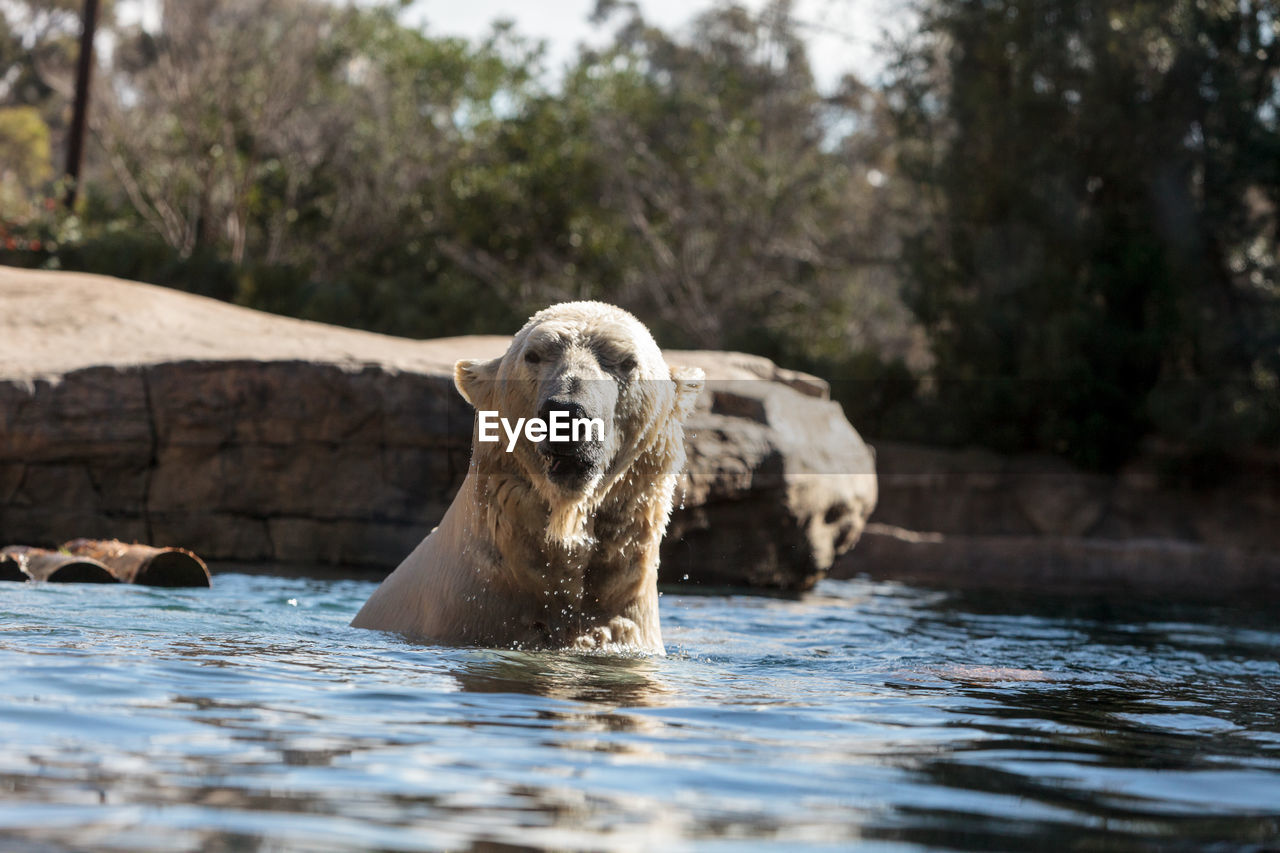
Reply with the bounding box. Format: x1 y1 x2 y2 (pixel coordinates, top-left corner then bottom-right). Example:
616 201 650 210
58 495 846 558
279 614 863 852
64 0 101 208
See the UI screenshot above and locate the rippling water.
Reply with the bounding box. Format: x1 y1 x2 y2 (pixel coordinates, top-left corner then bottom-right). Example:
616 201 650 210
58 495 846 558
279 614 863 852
1 574 1278 851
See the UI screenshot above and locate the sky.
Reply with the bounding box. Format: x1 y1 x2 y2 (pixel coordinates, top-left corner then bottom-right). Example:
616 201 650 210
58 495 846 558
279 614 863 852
116 0 907 92
401 0 903 90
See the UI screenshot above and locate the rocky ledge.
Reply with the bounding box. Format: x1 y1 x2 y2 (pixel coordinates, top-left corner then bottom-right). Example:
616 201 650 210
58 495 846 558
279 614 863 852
0 267 876 591
832 441 1280 601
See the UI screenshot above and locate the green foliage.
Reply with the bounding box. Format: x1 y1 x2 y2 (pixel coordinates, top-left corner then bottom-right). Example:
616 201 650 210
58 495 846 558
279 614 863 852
0 106 54 222
0 1 81 104
0 107 51 186
891 0 1280 469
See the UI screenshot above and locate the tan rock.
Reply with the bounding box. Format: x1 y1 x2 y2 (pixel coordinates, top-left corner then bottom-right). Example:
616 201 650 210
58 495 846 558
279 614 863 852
668 380 877 589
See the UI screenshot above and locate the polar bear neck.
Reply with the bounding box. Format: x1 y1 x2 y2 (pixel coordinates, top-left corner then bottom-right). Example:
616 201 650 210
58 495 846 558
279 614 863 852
465 422 685 616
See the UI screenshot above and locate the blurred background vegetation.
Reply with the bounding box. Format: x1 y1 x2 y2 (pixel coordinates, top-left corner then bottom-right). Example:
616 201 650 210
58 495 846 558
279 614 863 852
2 0 1277 477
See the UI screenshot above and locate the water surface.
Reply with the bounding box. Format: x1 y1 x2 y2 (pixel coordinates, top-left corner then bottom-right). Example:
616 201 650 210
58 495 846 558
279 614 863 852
1 574 1278 850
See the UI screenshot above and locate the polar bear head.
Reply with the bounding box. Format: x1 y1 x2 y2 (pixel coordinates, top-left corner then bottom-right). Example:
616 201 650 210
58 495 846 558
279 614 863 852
454 301 704 543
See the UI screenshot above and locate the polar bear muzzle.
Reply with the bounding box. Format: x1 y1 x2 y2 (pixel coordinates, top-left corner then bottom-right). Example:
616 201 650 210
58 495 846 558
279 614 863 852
536 395 610 488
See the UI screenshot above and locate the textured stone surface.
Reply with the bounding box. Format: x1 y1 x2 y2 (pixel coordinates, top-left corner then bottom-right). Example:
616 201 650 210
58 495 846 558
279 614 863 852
668 377 877 589
0 267 876 590
835 523 1280 601
862 440 1280 550
833 442 1280 600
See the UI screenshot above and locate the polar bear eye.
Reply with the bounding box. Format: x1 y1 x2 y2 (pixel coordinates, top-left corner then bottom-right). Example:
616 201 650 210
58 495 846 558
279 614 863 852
524 350 542 365
617 355 637 373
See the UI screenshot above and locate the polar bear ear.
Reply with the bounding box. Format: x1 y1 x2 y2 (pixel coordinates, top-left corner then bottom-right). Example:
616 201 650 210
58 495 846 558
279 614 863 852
454 358 499 409
670 365 705 421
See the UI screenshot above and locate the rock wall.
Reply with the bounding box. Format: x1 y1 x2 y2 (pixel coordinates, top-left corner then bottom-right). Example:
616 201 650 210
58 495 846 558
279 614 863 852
0 268 876 591
855 441 1280 547
834 441 1280 600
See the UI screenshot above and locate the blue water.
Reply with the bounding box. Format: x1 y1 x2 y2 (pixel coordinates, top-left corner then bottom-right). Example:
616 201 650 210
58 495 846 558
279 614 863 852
1 574 1278 851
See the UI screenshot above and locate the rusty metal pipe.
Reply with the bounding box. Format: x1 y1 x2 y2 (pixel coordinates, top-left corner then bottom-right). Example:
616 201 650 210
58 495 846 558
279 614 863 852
1 553 27 582
62 539 211 587
0 546 118 583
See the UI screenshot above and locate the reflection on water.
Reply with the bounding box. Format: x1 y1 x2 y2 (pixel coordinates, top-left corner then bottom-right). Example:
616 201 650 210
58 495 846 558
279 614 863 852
0 574 1277 851
453 650 671 707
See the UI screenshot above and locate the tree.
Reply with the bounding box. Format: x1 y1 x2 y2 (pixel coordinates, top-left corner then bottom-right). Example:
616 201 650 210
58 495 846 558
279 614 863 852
85 0 542 332
580 0 903 354
891 0 1280 469
0 0 86 206
93 0 341 261
0 0 84 109
426 0 911 364
0 1 78 235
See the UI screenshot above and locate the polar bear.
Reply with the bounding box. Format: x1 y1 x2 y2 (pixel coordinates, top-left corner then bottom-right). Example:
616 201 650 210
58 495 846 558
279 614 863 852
351 302 704 654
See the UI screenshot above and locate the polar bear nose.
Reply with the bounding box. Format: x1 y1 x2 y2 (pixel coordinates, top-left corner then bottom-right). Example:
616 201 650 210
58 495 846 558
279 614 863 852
537 397 605 484
538 399 589 447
